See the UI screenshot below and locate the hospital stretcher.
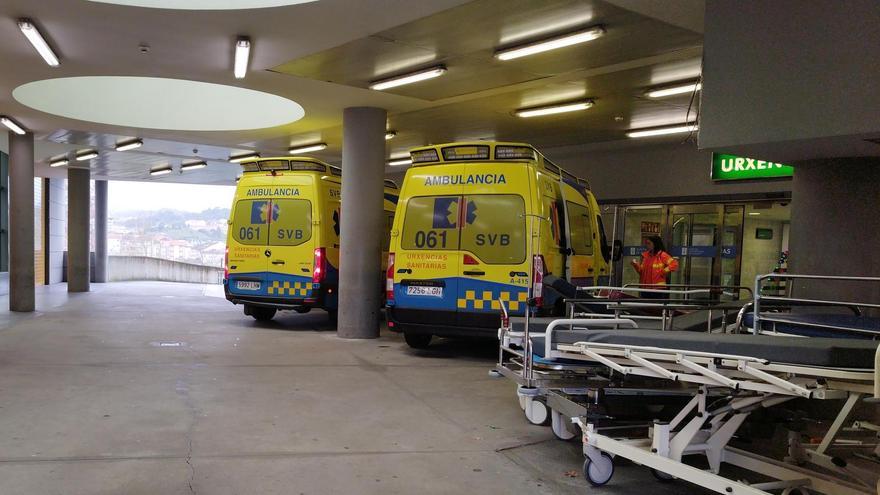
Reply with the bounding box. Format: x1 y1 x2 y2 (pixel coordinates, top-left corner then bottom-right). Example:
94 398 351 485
496 280 880 494
557 329 880 495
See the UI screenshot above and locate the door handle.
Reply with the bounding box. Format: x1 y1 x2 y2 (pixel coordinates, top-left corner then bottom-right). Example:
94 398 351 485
272 260 285 265
463 270 485 276
397 268 412 274
509 271 527 277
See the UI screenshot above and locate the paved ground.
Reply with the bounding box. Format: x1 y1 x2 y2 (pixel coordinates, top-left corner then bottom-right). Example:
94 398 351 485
0 282 709 494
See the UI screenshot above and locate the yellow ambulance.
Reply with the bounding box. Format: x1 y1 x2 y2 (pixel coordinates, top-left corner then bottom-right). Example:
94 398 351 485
385 142 614 348
224 157 398 321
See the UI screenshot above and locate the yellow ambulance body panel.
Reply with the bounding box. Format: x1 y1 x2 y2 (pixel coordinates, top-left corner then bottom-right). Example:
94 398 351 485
224 157 398 321
385 142 611 345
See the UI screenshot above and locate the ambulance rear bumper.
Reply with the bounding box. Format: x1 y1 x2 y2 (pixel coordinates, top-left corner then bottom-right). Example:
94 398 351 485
387 308 499 338
225 286 316 309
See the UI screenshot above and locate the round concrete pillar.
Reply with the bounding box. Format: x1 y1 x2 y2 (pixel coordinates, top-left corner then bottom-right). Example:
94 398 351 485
67 167 90 293
8 131 35 312
337 107 387 339
94 180 108 283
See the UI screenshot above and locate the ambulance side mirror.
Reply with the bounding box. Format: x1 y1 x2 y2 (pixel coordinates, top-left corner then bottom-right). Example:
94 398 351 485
611 240 622 262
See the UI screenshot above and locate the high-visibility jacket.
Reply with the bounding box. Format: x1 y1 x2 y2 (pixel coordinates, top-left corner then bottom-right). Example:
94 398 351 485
634 250 679 286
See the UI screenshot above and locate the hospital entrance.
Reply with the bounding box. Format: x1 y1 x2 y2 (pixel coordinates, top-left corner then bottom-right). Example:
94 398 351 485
613 202 791 294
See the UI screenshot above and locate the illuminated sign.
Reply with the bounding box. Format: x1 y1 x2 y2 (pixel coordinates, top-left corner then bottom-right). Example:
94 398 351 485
711 153 793 181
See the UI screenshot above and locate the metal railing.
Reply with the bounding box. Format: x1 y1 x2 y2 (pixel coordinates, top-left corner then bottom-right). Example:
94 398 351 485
749 274 880 338
567 285 752 331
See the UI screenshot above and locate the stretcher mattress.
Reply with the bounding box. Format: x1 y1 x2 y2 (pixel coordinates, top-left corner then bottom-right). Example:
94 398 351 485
532 329 878 369
741 313 880 339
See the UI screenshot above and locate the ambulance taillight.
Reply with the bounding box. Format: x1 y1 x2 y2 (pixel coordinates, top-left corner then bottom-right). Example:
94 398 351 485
224 247 229 281
312 247 326 284
531 255 545 309
386 253 395 303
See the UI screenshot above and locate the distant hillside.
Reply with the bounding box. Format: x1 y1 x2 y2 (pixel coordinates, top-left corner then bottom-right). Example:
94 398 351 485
110 207 229 244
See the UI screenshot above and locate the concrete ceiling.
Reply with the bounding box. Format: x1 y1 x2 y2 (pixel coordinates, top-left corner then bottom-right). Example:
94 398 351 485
0 0 704 184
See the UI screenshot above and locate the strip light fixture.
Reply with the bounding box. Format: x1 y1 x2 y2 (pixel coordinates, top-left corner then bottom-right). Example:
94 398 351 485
49 157 69 167
515 100 594 118
646 81 702 98
388 157 413 167
0 116 26 135
288 143 327 155
75 150 99 161
234 37 251 79
626 123 698 138
385 131 397 140
369 66 446 91
18 19 60 67
115 138 143 151
495 25 605 61
150 166 173 176
180 161 207 171
229 152 259 163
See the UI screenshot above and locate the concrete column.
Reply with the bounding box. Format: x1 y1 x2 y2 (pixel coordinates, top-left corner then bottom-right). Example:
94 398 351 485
8 132 35 312
67 168 90 292
789 158 880 307
94 180 108 283
337 107 387 339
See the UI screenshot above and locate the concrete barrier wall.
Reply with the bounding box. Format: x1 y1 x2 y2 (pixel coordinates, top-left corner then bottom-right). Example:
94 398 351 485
108 256 223 284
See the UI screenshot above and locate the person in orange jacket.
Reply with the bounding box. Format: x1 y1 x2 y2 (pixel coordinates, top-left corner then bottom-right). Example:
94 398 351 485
631 236 679 298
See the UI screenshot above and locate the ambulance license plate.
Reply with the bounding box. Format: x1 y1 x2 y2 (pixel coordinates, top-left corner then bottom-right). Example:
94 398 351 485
236 281 261 291
406 286 443 297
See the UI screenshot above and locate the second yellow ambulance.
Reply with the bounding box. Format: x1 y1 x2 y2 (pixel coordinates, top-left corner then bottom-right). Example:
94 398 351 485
386 142 613 348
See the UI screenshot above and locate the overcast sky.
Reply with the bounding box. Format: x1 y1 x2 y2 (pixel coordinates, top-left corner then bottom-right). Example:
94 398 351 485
109 181 235 212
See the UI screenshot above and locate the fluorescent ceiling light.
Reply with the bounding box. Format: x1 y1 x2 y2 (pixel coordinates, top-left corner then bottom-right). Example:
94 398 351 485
515 100 593 118
288 143 326 154
234 37 250 79
150 167 173 176
180 161 207 171
369 66 446 91
0 116 26 135
115 138 143 151
388 157 412 167
748 212 761 216
385 131 397 140
495 25 605 61
75 150 99 161
49 157 69 167
626 123 698 138
646 82 701 98
18 19 60 67
229 152 259 163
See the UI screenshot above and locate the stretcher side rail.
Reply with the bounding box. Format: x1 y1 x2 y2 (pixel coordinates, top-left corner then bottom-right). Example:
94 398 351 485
571 285 756 331
751 274 880 339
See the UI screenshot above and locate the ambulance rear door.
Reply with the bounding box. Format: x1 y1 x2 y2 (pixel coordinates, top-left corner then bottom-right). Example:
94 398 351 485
456 160 532 324
263 173 316 300
392 165 464 327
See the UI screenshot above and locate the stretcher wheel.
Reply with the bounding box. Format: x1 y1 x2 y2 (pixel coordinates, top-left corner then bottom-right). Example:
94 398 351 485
518 394 528 411
651 468 676 482
583 452 614 486
524 397 550 426
551 408 577 440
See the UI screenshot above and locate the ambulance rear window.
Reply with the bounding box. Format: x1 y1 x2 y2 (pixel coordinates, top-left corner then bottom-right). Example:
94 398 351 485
269 199 312 246
231 199 312 246
400 194 525 264
460 195 525 264
401 196 461 251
